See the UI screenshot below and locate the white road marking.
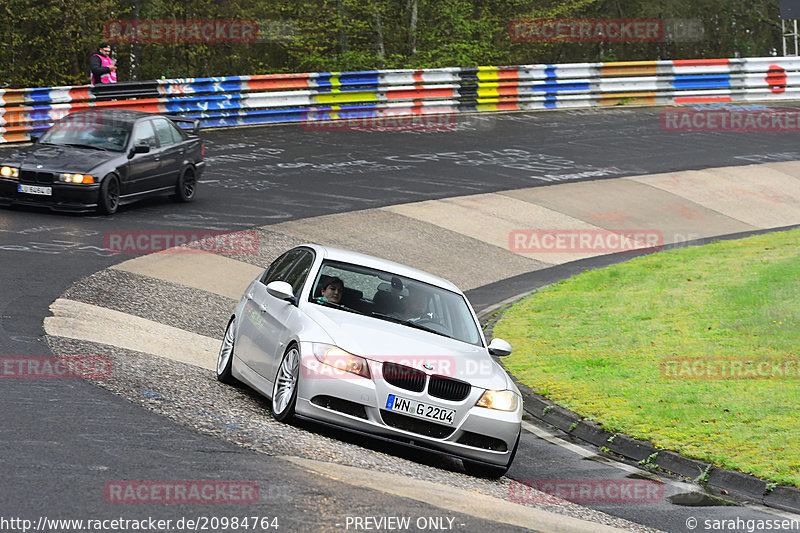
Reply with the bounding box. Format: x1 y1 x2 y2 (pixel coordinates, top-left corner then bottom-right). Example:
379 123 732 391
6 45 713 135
283 455 631 533
44 299 220 371
111 250 262 300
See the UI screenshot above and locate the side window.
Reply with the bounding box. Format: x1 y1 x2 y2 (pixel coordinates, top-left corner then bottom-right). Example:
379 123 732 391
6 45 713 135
284 251 314 296
153 118 181 146
132 121 158 149
169 121 185 143
261 250 302 285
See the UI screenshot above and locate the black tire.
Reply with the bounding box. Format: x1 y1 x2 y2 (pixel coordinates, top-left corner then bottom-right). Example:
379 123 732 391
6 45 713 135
462 431 521 478
271 344 300 422
216 317 238 385
172 166 196 202
97 175 120 215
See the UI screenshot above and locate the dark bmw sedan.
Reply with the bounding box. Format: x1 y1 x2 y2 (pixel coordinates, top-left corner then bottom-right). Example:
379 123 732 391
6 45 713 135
0 109 205 214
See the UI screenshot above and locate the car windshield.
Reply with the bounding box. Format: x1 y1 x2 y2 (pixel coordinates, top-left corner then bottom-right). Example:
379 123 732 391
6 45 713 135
39 114 130 152
310 260 483 347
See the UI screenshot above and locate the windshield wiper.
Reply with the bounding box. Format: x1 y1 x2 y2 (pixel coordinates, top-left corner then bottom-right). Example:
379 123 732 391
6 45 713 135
370 312 448 338
62 143 107 151
313 297 367 316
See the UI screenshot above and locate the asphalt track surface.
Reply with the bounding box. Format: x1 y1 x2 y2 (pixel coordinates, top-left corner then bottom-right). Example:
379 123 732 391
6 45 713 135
2 107 800 532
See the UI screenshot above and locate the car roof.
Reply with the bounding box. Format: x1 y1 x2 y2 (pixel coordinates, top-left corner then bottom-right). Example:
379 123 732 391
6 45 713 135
302 244 462 293
62 109 163 125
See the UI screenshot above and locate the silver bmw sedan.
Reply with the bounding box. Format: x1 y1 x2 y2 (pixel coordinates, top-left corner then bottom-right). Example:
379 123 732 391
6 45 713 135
217 244 522 477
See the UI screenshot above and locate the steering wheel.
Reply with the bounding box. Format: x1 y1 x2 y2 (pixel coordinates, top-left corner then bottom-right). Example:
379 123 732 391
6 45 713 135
414 317 450 335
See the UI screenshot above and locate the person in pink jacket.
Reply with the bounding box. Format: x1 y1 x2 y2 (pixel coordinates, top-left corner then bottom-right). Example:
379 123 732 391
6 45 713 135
89 42 117 84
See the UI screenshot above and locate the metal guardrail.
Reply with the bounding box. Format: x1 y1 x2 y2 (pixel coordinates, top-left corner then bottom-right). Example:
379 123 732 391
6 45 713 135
1 57 799 143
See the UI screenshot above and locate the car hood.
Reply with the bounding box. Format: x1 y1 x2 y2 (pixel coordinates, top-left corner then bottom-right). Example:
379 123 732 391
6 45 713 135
8 145 119 173
303 305 512 391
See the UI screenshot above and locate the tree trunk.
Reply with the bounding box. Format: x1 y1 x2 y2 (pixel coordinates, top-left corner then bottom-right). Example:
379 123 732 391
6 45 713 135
129 0 139 81
407 0 418 55
373 10 385 63
337 0 349 54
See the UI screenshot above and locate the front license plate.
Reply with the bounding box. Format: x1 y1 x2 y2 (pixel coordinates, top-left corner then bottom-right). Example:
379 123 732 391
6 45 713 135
18 184 52 196
386 394 455 425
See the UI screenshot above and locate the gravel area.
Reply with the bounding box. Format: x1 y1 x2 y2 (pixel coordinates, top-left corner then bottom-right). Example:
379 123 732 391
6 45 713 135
213 227 308 267
46 335 663 533
61 269 236 340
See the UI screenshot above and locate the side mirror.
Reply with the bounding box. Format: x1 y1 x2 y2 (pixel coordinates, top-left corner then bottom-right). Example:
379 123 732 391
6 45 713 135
29 133 41 144
128 143 150 159
488 338 513 357
266 280 296 303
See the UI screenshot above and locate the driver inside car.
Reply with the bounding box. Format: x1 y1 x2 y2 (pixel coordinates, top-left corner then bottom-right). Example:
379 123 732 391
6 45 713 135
317 276 344 304
398 286 432 322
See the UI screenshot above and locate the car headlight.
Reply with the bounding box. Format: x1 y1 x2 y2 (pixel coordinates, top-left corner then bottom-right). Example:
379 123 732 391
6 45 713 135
476 390 520 412
58 173 94 184
312 343 370 378
1 166 19 179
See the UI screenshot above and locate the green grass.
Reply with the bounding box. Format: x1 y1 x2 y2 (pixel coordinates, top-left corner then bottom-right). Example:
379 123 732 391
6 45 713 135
494 229 800 487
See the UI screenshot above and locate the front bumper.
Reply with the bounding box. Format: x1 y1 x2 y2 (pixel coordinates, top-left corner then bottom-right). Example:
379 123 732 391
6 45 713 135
0 178 99 212
293 342 522 466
